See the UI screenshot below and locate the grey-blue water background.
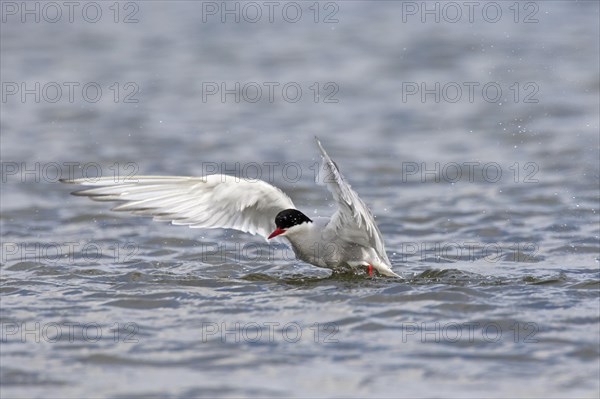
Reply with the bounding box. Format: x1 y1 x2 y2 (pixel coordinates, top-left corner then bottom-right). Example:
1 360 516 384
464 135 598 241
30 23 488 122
1 1 599 398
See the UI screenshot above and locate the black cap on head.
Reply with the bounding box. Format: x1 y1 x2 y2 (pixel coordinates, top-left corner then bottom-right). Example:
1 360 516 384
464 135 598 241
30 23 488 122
274 209 312 230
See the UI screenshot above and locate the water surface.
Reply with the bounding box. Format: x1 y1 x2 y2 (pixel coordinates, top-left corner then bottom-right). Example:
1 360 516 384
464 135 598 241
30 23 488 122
1 2 599 398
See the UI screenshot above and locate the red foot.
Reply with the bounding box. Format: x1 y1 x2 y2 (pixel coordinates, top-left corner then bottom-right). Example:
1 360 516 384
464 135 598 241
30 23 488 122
367 265 373 277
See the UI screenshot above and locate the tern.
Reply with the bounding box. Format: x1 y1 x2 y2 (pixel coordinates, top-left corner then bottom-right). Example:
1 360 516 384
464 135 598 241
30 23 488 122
61 138 399 278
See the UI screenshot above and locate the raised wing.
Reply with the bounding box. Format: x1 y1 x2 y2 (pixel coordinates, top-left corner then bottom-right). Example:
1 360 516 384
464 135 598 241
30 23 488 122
315 138 391 266
61 175 295 239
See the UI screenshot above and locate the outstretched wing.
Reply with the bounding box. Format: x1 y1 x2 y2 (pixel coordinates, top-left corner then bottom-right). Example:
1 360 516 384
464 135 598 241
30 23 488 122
61 175 295 239
315 138 391 266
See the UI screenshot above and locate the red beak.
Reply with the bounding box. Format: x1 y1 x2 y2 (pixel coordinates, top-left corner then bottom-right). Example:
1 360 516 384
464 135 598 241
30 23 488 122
268 228 285 239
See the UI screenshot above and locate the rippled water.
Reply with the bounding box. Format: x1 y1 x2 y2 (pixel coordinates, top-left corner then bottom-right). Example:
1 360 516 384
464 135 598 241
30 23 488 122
1 2 599 398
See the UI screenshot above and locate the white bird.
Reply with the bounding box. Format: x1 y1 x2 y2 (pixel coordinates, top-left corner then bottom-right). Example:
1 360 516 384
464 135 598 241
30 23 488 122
61 138 399 278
